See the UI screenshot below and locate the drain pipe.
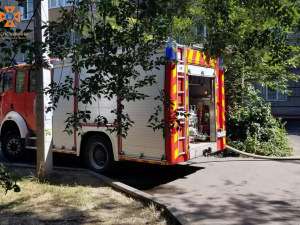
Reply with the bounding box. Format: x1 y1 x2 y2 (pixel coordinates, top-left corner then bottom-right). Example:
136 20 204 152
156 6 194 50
226 145 300 160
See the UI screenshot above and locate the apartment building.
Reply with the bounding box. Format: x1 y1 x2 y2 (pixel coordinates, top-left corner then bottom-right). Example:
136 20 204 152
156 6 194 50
0 0 73 62
255 32 300 119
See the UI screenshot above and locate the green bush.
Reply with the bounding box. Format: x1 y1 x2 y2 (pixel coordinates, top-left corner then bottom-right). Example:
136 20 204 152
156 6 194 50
226 99 292 157
0 164 20 194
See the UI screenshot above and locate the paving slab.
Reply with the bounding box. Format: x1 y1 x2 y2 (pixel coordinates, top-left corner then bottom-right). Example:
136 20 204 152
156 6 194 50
145 157 300 225
285 120 300 156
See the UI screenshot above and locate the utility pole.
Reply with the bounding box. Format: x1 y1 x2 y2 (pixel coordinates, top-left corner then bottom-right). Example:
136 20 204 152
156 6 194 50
35 0 53 179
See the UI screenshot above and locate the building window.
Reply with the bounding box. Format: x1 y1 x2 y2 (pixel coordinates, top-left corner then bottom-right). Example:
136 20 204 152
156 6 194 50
21 0 34 21
256 84 287 102
49 0 73 9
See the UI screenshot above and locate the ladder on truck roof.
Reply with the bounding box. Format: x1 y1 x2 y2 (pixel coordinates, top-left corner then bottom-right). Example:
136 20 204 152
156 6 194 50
176 44 188 156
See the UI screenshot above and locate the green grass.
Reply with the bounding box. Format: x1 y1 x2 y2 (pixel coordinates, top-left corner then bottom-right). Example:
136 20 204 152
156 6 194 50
0 167 169 225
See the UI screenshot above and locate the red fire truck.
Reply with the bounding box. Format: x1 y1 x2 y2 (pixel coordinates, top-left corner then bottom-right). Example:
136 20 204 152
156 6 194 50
0 42 226 173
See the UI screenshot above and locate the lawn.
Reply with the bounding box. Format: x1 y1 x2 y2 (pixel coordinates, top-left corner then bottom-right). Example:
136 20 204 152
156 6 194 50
0 167 169 225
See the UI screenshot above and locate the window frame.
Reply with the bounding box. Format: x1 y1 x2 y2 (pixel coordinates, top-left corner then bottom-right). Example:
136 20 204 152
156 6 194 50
15 70 26 94
49 0 74 9
20 0 34 21
257 83 287 102
2 72 14 93
28 70 36 93
0 73 3 94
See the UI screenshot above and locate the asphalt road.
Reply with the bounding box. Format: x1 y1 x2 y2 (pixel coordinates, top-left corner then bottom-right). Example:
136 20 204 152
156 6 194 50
0 121 299 224
111 121 300 224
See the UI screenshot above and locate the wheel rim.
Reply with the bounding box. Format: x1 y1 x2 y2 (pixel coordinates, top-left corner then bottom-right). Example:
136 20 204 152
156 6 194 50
7 137 22 155
89 142 108 170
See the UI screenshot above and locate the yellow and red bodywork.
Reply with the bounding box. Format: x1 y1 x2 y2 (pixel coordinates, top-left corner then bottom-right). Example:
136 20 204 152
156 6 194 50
165 47 226 165
1 48 226 166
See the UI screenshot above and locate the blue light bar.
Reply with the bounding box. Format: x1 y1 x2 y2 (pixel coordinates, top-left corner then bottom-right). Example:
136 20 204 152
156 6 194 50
11 62 25 66
219 58 224 70
166 41 177 61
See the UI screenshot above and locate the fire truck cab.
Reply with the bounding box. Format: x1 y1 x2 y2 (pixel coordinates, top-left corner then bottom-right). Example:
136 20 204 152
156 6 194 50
0 42 226 173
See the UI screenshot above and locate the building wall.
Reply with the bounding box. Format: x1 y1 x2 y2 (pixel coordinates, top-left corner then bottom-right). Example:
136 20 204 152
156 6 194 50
0 1 34 62
0 1 69 64
270 32 300 119
271 69 300 119
49 6 72 22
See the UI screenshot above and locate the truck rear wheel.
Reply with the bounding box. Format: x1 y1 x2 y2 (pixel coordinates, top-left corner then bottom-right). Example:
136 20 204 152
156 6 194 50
1 131 26 162
84 135 117 174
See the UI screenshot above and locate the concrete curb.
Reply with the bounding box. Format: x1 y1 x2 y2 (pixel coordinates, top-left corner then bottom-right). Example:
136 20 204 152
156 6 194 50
86 170 191 225
1 162 190 225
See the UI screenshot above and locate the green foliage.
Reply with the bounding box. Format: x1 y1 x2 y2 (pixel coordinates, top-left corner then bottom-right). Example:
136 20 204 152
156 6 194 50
226 94 292 156
0 0 195 138
172 0 299 155
0 164 20 194
43 0 193 137
171 0 300 106
2 0 300 143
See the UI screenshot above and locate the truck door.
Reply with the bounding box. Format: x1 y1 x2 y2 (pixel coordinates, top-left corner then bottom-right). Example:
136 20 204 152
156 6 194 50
12 69 26 120
0 71 14 123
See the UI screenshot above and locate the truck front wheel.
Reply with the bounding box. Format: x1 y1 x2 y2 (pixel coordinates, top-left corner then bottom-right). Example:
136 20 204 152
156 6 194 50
84 135 117 174
1 131 26 162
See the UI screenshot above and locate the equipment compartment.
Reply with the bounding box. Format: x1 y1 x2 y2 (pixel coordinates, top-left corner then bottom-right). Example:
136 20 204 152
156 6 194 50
188 73 217 158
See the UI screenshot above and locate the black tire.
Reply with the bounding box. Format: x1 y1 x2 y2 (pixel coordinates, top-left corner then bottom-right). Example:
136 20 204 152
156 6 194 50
83 135 117 174
1 131 26 162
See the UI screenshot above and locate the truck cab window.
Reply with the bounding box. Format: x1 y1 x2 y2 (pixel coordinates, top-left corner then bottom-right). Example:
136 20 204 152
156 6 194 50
0 74 3 93
15 70 25 93
3 72 13 92
28 70 36 92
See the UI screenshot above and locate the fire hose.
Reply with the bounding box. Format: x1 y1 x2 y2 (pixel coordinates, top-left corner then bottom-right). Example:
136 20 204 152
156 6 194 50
226 145 300 160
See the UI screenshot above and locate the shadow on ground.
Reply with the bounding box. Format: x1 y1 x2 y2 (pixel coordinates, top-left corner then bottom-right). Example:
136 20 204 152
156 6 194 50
179 192 300 225
1 149 204 191
284 120 300 136
1 204 89 225
0 150 86 168
111 162 204 190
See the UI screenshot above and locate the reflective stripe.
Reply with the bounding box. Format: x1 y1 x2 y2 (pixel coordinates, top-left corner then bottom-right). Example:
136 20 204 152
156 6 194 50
173 100 177 110
174 148 179 159
174 132 178 143
196 51 201 63
173 66 177 78
53 149 77 154
118 156 167 165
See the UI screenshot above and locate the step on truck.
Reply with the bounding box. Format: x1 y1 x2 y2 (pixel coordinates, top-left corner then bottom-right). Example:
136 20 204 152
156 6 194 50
0 42 226 173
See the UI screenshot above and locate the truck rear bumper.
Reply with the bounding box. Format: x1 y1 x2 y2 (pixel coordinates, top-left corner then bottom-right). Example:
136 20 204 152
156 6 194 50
189 142 217 159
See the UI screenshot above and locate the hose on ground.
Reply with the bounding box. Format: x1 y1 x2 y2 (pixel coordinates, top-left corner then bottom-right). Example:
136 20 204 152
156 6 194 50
226 145 300 160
